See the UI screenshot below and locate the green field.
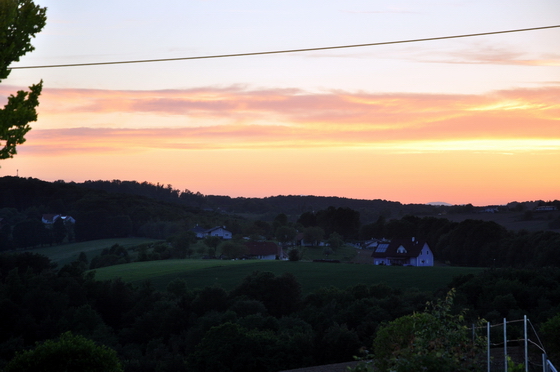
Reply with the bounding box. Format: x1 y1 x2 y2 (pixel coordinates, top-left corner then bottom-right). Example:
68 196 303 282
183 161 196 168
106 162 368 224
93 259 483 294
28 238 161 266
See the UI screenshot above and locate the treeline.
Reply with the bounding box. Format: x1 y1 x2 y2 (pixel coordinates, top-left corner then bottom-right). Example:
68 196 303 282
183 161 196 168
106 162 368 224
0 177 211 250
79 179 437 219
1 252 559 371
359 215 560 268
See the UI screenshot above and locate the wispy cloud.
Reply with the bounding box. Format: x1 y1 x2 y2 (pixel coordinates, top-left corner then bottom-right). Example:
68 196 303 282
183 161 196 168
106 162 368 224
10 85 560 155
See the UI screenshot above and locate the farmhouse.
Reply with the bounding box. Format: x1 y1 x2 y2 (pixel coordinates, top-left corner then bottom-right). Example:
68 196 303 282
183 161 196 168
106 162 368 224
371 237 433 266
41 214 76 225
192 225 232 240
244 241 283 260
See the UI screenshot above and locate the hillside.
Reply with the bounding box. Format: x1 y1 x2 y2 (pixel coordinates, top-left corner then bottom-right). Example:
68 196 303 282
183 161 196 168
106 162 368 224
92 259 483 293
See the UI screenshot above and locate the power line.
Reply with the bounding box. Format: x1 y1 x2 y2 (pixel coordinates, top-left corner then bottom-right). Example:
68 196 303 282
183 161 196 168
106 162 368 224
9 24 560 70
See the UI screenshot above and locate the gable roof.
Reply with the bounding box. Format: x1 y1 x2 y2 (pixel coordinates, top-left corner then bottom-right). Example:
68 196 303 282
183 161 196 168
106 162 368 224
207 226 230 233
371 238 428 259
244 241 280 257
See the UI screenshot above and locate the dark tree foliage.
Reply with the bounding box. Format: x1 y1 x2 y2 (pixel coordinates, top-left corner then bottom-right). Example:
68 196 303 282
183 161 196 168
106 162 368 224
231 271 302 317
448 268 560 323
89 244 130 269
12 219 48 248
298 206 361 240
4 332 123 372
2 252 560 372
1 0 47 161
187 322 281 372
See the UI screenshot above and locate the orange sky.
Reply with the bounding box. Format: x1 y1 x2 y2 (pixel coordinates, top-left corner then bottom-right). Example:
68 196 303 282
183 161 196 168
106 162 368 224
2 84 559 205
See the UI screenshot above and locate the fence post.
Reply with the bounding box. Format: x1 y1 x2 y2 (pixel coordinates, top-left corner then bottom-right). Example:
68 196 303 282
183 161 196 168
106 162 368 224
504 318 508 372
525 315 529 372
487 321 491 372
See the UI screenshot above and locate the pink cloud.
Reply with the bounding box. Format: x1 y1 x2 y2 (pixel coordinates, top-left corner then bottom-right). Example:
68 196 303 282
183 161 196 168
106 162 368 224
6 84 560 155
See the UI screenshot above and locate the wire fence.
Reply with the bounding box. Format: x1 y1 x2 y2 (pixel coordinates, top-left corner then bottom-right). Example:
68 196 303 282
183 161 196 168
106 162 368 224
470 316 555 372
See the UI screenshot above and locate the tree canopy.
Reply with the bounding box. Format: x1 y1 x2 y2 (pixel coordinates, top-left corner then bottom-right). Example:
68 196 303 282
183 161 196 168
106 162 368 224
4 332 123 372
0 0 46 160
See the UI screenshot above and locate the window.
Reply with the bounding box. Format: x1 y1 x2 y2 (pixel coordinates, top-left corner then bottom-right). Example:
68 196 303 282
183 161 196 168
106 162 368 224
376 243 389 253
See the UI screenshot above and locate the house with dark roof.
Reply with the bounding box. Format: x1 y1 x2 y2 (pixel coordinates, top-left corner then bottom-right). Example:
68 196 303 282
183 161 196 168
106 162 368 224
371 237 433 266
192 225 232 240
244 241 283 260
41 214 76 226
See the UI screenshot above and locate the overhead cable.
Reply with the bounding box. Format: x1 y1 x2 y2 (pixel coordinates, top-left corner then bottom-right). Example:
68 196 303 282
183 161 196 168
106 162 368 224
9 24 560 70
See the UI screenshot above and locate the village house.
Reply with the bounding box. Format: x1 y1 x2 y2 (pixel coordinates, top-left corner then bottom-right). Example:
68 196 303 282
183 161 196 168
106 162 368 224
41 214 76 226
192 225 232 240
371 237 434 266
243 241 283 260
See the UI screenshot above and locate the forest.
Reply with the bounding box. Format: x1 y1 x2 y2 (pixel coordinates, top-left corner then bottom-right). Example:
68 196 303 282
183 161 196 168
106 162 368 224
0 252 560 371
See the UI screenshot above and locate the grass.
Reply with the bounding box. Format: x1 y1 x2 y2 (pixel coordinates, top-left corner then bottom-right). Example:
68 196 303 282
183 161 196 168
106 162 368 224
299 245 357 261
27 238 162 266
92 259 483 294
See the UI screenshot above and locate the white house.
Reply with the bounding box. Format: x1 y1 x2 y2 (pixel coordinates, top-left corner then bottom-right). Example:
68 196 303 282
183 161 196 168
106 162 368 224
192 225 232 240
371 237 434 267
42 214 76 226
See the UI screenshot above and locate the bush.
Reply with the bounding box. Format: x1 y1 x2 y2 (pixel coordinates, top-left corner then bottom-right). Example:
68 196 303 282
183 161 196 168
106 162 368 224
4 332 123 372
288 248 300 261
372 290 485 372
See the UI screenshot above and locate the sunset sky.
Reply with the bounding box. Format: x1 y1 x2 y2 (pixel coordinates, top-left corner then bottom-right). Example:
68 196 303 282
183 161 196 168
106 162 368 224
2 0 559 206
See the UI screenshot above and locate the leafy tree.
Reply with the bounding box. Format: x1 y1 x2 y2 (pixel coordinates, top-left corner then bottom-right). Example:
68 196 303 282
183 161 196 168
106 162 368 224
370 289 485 372
204 235 222 257
89 244 130 269
218 240 248 259
4 331 123 372
187 322 280 372
303 226 324 246
273 213 288 229
52 217 66 244
231 271 301 317
0 0 46 161
275 225 297 247
170 230 194 259
12 218 47 248
541 313 560 364
316 206 360 239
317 323 361 364
327 232 344 250
288 248 301 261
297 211 317 227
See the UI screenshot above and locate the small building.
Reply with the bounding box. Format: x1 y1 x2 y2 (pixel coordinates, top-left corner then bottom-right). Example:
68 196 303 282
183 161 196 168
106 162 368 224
535 206 558 212
244 241 282 260
371 237 433 266
41 214 76 226
192 225 232 240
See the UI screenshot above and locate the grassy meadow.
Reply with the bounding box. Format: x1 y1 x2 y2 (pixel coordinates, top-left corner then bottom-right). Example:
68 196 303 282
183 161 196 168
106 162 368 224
93 259 483 294
27 237 482 294
28 237 161 266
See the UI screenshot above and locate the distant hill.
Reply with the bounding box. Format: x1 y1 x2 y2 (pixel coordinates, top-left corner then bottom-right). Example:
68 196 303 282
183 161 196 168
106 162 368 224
77 179 442 223
1 177 558 232
426 201 452 206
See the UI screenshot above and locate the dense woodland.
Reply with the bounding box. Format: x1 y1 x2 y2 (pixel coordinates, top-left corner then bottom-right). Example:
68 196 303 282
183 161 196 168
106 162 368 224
0 252 560 371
